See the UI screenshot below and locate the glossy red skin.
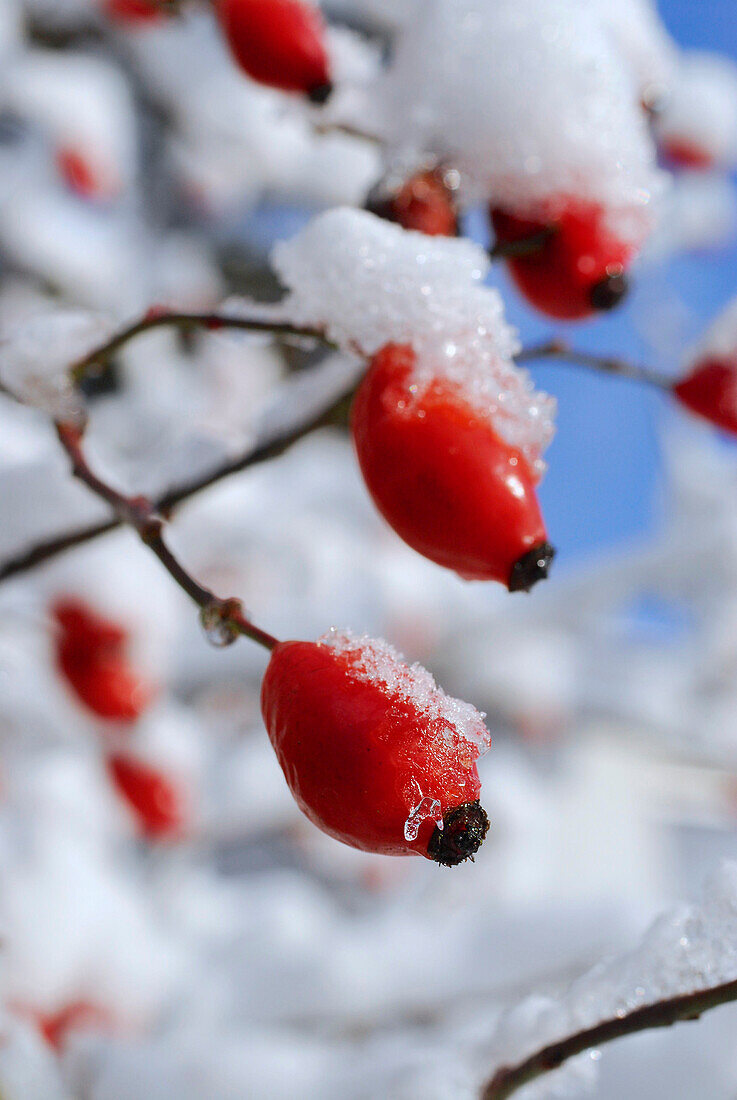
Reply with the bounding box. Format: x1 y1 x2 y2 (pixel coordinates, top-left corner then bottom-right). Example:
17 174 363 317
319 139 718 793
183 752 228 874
102 0 162 23
217 0 330 95
385 171 458 237
262 640 481 857
673 356 737 435
107 754 184 840
491 200 634 321
351 345 547 585
53 599 153 724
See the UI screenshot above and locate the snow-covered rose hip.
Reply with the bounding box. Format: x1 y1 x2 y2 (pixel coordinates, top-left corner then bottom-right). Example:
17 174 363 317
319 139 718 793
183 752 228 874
217 0 332 101
490 200 635 321
351 344 554 590
53 599 154 724
261 629 491 865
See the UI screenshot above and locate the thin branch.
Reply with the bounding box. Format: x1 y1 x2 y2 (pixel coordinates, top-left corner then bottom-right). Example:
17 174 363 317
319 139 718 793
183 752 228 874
54 422 278 652
71 308 327 381
517 339 671 391
481 976 737 1100
489 227 556 261
0 376 356 585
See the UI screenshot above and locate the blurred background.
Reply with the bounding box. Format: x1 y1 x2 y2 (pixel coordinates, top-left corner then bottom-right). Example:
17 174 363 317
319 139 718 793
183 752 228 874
0 1 737 1097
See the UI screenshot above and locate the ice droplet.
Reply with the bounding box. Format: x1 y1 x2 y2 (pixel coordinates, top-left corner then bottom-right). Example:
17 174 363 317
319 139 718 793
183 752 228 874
200 603 239 648
404 795 442 842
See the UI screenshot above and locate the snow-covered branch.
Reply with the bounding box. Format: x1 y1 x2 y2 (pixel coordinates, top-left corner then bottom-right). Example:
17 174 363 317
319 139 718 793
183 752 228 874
482 977 737 1099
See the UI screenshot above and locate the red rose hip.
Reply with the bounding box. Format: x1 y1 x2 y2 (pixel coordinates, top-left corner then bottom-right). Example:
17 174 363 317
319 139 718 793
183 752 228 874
107 753 184 840
217 0 332 100
53 599 154 724
490 199 634 321
351 344 554 590
673 356 737 435
261 629 491 865
366 169 459 237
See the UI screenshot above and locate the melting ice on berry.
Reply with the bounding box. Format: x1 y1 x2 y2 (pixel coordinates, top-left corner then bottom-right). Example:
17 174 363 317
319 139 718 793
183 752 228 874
272 207 556 475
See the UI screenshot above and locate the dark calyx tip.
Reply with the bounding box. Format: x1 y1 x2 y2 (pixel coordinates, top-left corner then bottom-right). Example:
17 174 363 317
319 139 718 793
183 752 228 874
427 801 490 867
508 541 556 593
590 272 629 312
307 81 334 106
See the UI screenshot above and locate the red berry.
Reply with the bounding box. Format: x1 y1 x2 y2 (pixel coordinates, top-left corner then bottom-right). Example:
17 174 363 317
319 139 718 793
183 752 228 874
36 1002 113 1052
660 136 715 171
490 200 634 321
107 753 184 840
351 344 554 590
102 0 162 24
53 599 154 724
217 0 331 99
261 631 491 865
367 170 459 237
673 356 737 435
56 149 101 200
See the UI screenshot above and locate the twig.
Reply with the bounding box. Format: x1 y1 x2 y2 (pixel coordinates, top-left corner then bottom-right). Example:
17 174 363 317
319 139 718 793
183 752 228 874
71 308 327 381
54 422 278 651
0 375 356 585
489 227 556 261
481 976 737 1100
518 339 671 391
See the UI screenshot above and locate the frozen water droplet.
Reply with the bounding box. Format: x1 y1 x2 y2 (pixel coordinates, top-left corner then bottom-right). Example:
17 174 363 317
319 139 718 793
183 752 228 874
200 603 239 648
404 794 442 842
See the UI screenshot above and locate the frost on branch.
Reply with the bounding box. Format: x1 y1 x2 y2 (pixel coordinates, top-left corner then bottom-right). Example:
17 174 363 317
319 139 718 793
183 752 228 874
320 627 491 758
374 0 665 240
482 862 737 1098
0 310 114 421
273 207 555 474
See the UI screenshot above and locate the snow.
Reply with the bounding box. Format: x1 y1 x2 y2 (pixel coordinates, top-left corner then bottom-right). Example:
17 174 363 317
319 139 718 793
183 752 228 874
594 0 677 101
273 207 555 474
374 0 665 236
0 310 114 420
320 626 492 756
481 862 737 1098
656 52 737 168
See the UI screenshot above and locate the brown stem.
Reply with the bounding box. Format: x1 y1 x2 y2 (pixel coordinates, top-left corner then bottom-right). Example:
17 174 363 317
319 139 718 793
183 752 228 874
481 976 737 1100
54 422 278 651
71 309 327 381
517 339 670 391
489 228 556 261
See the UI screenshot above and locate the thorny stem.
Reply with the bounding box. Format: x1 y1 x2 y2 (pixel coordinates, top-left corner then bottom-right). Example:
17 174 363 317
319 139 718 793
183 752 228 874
481 976 737 1100
54 422 278 652
71 309 327 382
518 339 671 391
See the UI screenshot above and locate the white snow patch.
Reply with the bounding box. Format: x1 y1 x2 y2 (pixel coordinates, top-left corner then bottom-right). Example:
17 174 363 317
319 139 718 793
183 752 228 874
482 862 737 1098
273 208 555 474
374 0 665 234
0 310 114 420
